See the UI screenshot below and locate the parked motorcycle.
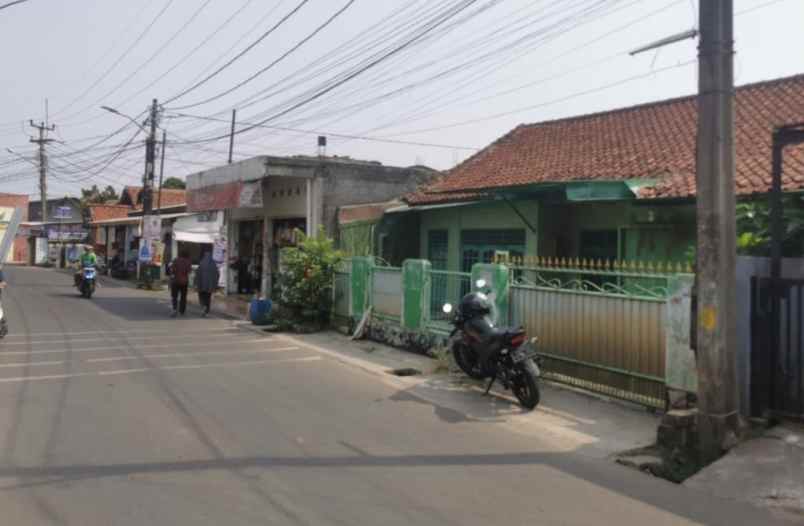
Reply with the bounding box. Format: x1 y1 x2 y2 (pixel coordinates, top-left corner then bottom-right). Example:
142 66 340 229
77 266 97 299
444 280 541 409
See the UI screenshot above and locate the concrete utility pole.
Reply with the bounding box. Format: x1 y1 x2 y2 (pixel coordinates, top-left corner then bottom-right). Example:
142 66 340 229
695 0 739 462
29 119 56 225
142 98 159 215
157 130 166 214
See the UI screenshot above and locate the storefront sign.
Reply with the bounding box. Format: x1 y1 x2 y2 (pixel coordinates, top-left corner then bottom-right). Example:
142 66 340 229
238 181 263 208
47 225 89 242
53 206 73 220
151 240 165 266
188 182 242 212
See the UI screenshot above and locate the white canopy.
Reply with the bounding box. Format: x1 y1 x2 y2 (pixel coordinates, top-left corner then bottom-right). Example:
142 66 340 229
173 212 222 244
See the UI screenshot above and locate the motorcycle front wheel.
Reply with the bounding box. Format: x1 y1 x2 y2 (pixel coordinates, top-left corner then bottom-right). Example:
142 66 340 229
452 341 485 380
511 359 540 410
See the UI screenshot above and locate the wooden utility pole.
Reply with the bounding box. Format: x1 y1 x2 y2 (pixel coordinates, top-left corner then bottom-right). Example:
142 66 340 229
29 120 56 225
695 0 739 462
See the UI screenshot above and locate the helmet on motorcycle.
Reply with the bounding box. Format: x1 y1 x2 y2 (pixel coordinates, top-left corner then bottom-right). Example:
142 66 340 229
459 291 492 318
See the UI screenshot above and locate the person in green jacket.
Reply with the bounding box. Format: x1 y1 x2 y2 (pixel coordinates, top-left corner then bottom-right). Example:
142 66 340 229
74 245 97 287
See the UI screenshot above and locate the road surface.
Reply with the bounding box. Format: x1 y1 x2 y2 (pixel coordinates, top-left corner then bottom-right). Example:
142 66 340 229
0 266 790 525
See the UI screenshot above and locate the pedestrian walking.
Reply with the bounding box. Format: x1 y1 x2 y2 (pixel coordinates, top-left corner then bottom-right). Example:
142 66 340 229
195 251 220 317
167 249 192 317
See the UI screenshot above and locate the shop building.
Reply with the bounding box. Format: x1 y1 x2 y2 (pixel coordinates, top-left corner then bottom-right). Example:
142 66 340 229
186 155 437 298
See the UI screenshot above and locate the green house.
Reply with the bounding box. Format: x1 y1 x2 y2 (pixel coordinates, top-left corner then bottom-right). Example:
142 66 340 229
362 73 804 269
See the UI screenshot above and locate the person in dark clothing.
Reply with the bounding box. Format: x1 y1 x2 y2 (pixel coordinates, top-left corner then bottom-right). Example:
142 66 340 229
231 257 250 294
168 250 192 317
195 251 220 317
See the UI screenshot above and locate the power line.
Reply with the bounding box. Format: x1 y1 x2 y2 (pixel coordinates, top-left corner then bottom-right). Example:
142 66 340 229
53 0 176 121
113 0 257 110
167 112 480 150
163 0 312 105
0 0 29 11
382 59 697 137
174 0 483 144
170 0 358 111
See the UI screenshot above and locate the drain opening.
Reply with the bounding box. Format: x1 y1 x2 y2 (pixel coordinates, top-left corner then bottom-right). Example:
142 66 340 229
387 368 422 377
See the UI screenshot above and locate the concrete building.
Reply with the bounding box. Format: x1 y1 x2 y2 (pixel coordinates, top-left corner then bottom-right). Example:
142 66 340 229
186 155 437 297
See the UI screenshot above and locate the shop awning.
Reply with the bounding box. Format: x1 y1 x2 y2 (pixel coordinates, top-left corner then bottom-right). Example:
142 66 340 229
174 231 216 243
173 212 222 244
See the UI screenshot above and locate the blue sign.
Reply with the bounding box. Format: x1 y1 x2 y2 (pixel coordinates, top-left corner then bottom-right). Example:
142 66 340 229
138 242 152 263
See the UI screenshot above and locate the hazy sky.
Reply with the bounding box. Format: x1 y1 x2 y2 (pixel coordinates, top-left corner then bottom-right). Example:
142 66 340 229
0 0 801 198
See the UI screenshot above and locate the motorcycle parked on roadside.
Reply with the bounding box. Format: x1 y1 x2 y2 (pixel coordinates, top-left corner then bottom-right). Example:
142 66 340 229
444 280 541 409
77 266 97 299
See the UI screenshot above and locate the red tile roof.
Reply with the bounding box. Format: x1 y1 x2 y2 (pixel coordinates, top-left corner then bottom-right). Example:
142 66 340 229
86 204 131 222
409 73 804 204
122 187 186 210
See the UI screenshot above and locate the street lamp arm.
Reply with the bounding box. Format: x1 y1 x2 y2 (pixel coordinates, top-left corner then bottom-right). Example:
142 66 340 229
100 106 149 134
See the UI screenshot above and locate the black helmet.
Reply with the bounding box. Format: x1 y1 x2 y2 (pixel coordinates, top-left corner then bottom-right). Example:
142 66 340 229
459 291 492 318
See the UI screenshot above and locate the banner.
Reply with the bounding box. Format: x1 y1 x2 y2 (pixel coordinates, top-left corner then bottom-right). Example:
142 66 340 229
138 241 152 263
143 215 161 240
151 240 165 266
213 237 226 264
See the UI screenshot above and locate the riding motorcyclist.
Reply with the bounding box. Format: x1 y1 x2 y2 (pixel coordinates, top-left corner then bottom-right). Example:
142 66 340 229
74 245 97 287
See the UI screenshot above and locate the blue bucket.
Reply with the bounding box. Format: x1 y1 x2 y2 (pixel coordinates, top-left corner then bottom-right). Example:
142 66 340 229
249 299 272 325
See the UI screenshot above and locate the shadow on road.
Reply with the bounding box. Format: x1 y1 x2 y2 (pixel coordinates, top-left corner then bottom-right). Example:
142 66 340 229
0 449 785 525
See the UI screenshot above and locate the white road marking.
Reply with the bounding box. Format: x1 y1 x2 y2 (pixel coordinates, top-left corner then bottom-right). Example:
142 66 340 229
2 327 242 340
0 356 322 384
0 360 66 368
2 331 253 346
87 346 299 363
0 339 278 356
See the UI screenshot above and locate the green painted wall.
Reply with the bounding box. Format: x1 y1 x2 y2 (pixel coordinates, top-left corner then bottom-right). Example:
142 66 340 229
417 199 695 271
419 200 539 271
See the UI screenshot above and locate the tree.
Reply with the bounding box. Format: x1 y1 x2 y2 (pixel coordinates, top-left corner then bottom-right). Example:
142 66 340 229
162 177 186 189
80 185 119 205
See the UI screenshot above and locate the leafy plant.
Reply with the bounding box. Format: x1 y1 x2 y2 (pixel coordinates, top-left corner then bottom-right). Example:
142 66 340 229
277 229 344 323
736 198 804 256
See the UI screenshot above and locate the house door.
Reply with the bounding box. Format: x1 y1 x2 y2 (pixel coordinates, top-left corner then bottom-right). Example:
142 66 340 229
460 229 525 295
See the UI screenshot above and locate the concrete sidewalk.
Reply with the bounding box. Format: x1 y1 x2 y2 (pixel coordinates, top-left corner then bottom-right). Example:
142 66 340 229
241 328 661 460
685 424 804 521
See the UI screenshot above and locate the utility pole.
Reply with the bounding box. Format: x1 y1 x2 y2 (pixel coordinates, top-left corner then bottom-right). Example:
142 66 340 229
29 119 56 225
695 0 739 462
228 109 236 164
157 130 166 214
143 98 159 215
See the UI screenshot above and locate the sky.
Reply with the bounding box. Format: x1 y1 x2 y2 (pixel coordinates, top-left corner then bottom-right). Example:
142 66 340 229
0 0 801 199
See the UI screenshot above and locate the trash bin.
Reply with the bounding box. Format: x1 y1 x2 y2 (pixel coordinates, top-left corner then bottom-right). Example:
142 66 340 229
249 298 272 325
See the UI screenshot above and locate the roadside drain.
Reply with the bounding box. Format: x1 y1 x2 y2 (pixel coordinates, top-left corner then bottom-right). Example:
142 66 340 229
387 368 422 377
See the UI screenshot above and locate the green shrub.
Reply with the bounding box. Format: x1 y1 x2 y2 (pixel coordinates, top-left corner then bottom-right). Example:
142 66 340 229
278 229 344 324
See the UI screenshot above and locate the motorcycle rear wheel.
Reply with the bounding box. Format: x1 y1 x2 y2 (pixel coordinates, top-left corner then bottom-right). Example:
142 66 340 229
452 341 485 380
511 359 540 410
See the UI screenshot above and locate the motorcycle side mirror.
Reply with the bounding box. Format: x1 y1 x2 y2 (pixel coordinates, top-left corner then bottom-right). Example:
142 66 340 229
442 303 453 314
475 279 487 289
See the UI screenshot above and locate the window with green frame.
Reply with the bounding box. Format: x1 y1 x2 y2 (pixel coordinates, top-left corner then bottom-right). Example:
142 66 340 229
460 229 525 272
428 230 449 270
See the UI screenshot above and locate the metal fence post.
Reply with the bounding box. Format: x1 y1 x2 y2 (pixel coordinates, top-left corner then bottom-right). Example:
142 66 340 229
351 256 373 320
402 259 431 331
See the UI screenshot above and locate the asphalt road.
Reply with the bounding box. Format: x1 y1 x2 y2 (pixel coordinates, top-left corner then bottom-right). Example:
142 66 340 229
0 266 791 525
